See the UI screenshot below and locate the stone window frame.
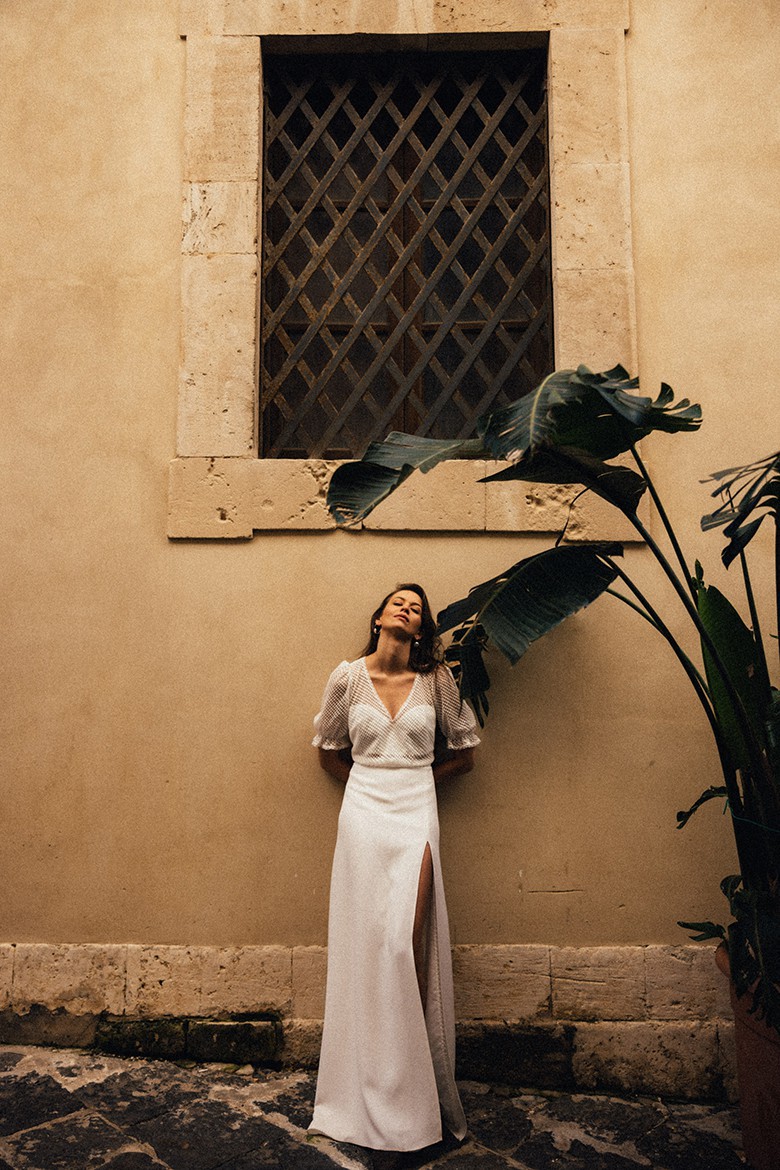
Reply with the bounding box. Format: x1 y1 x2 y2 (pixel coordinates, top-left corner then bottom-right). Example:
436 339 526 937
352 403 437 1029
169 0 635 540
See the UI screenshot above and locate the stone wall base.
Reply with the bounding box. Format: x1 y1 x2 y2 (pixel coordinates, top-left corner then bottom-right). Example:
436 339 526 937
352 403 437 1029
0 1010 736 1102
0 942 738 1100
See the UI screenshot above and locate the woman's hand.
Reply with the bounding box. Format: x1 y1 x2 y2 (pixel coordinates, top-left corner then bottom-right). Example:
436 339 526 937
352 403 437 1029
318 747 352 783
433 747 475 785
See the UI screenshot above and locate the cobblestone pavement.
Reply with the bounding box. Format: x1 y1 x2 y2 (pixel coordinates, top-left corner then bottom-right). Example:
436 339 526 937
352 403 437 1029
0 1046 745 1170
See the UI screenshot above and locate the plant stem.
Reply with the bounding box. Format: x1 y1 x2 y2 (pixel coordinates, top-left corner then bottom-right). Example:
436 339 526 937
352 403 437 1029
617 487 769 793
604 566 737 798
738 545 771 698
630 443 697 599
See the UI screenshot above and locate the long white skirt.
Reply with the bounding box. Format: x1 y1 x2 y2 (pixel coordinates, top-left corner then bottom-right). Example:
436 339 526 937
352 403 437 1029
309 761 466 1152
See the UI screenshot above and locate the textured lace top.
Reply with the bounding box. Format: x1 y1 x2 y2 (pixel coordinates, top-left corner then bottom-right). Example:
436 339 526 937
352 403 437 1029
313 658 480 768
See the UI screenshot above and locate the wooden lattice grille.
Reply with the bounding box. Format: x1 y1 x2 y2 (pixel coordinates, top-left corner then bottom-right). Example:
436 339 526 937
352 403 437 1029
260 48 553 459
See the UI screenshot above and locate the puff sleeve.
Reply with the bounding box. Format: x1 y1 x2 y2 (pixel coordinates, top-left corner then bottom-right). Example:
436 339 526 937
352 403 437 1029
433 665 480 750
312 660 352 750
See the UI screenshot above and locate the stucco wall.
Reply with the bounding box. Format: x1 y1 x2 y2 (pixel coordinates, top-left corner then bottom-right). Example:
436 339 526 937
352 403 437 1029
2 0 777 972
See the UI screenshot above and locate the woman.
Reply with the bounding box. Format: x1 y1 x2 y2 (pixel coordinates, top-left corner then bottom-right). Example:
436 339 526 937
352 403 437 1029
309 584 479 1158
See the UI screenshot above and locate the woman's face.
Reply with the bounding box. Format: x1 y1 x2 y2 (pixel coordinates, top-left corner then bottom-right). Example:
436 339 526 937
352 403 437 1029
378 590 424 639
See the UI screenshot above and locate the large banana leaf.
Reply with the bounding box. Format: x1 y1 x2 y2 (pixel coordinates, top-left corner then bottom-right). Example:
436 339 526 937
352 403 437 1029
480 446 647 517
702 450 780 568
326 434 485 524
438 543 623 722
326 367 699 524
694 571 770 774
478 365 702 462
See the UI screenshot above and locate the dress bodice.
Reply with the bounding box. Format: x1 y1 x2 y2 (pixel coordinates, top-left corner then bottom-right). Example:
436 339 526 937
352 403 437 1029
313 658 479 768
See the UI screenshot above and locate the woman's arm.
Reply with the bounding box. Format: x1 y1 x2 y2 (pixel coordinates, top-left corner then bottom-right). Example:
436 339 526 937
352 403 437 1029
433 747 475 785
318 746 352 784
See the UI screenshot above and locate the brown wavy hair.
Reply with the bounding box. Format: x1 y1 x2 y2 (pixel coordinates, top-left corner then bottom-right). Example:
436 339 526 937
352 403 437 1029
361 583 443 674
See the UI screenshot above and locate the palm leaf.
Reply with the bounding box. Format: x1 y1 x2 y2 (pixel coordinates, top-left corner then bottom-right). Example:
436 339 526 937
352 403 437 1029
439 543 623 721
701 451 780 567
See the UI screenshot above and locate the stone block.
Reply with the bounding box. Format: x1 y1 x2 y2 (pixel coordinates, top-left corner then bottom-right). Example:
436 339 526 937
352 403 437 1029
0 1007 97 1049
200 946 292 1015
181 0 228 35
178 253 257 456
452 945 551 1020
182 182 258 255
456 1021 575 1089
551 162 632 273
551 946 644 1021
363 460 486 530
0 945 14 1010
187 1018 280 1063
168 457 255 539
12 944 126 1017
224 0 435 36
431 0 629 33
246 461 339 530
292 947 327 1019
573 1021 722 1099
553 266 636 372
95 1017 187 1060
484 476 580 534
279 1019 323 1069
129 946 209 1017
185 36 260 182
548 28 627 168
644 945 726 1021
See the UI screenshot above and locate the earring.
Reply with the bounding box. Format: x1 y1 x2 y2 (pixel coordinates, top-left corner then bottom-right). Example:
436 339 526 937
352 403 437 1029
373 623 380 635
413 637 420 647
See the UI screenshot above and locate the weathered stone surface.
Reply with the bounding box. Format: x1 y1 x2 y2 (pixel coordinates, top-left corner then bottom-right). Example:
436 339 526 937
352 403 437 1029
549 28 627 167
432 0 629 32
553 266 637 371
278 1019 323 1069
551 946 645 1021
167 457 255 538
363 461 487 530
457 1021 576 1089
292 947 326 1019
0 1006 97 1048
246 460 338 530
225 0 435 35
178 254 257 457
200 946 291 1015
129 946 210 1017
453 945 551 1020
182 182 258 255
0 945 13 1010
573 1021 722 1099
187 1018 279 1063
644 944 726 1021
184 36 260 182
552 163 633 273
180 0 228 35
95 1017 188 1060
12 944 126 1016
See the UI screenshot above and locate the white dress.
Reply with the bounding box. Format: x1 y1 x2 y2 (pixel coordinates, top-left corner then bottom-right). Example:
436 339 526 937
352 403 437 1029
309 658 480 1152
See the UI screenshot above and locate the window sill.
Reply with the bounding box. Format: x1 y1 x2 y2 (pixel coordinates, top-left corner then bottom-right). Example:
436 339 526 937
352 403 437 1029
167 456 645 541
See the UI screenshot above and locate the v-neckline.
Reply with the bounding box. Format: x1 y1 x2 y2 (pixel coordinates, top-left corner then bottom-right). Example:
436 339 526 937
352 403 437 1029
361 657 418 722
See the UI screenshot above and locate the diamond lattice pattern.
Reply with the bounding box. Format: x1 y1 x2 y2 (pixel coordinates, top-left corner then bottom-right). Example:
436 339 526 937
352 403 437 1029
261 49 553 458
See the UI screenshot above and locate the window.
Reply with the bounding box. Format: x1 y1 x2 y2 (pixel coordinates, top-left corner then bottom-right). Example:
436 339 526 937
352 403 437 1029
260 48 553 459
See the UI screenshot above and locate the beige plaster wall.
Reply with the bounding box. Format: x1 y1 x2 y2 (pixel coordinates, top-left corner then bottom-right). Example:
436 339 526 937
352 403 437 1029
1 0 777 958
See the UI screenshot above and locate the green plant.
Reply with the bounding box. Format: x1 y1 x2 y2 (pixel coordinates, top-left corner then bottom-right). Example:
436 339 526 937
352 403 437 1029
326 365 780 1028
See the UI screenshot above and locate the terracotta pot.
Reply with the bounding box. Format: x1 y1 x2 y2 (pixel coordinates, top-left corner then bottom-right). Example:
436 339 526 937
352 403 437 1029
716 942 780 1170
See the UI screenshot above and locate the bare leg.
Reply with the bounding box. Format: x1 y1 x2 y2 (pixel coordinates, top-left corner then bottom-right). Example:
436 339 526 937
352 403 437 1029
413 843 433 1010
